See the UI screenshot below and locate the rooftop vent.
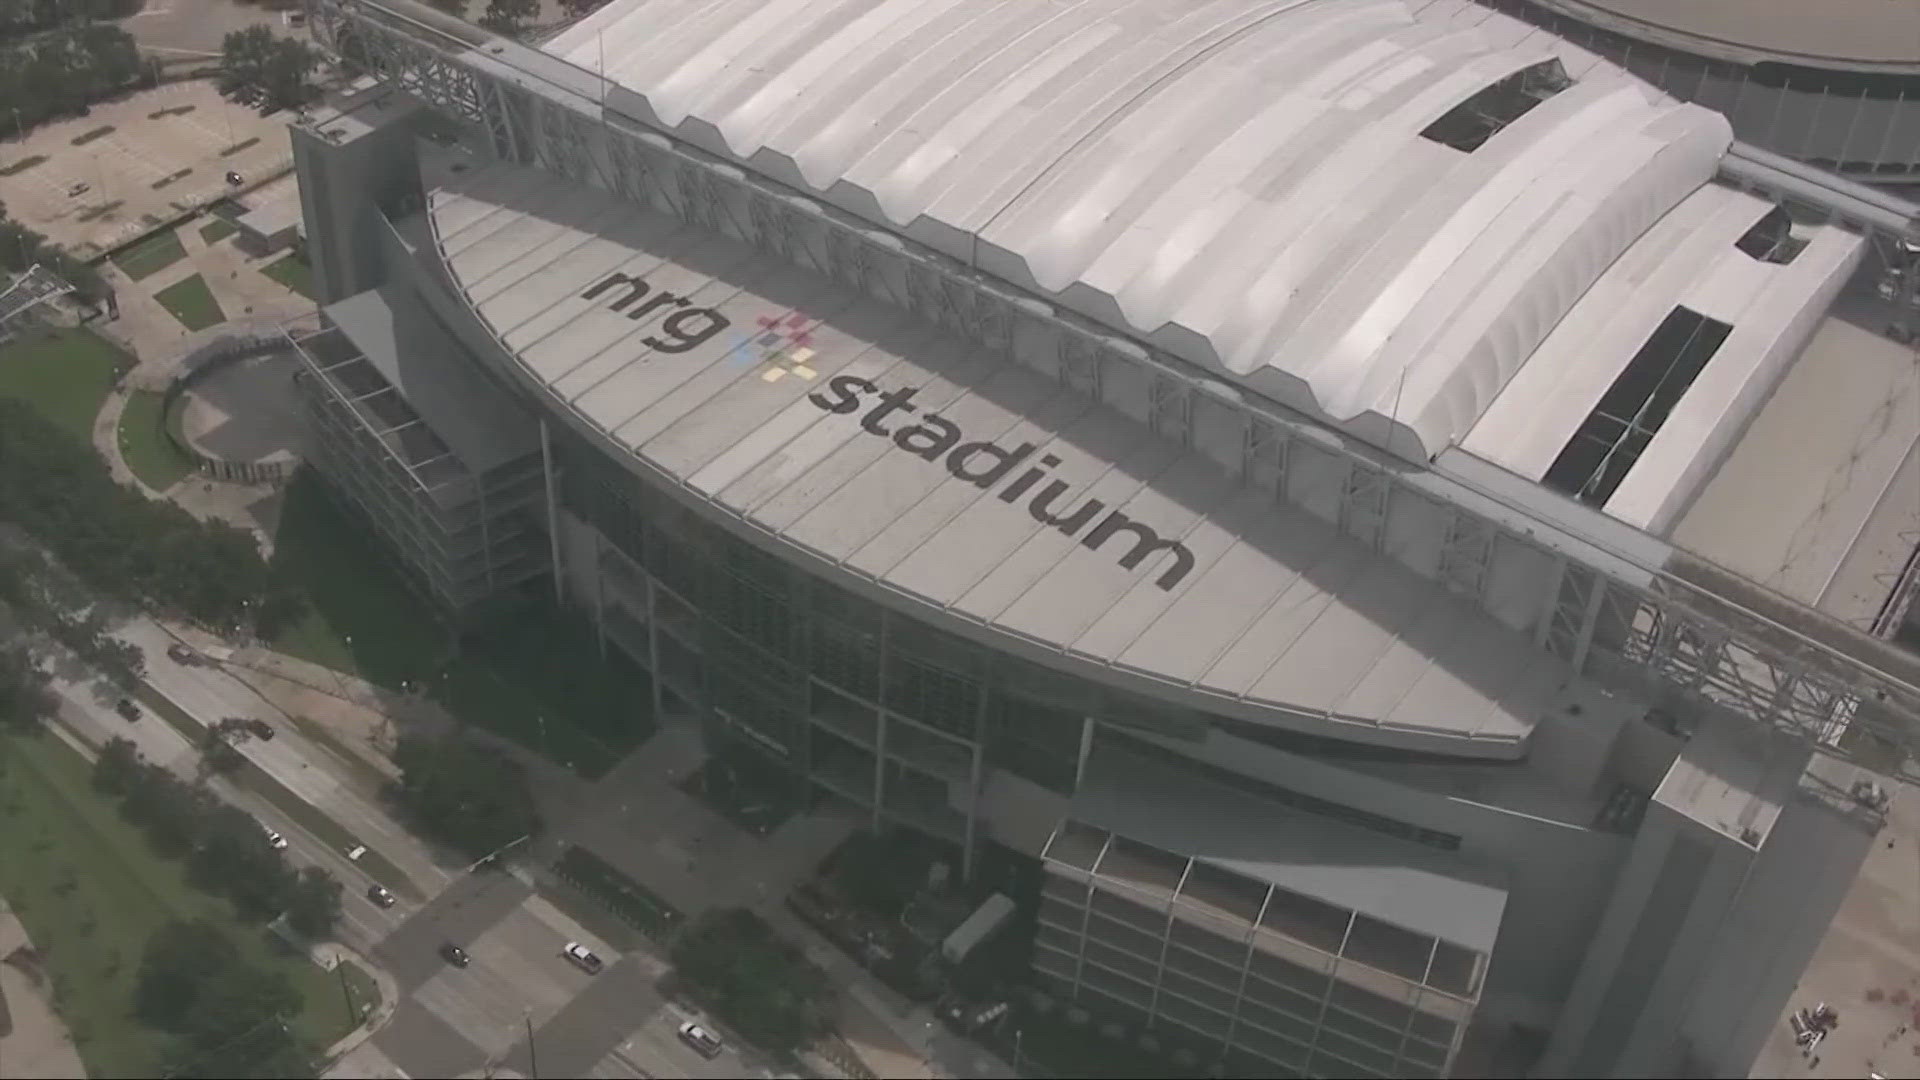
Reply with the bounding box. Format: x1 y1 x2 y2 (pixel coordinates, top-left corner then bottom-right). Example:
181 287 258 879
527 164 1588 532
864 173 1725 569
1734 204 1808 265
1422 59 1572 153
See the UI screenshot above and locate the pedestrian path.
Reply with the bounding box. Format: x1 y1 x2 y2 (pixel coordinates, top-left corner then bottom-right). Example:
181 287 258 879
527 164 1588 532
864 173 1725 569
0 902 87 1079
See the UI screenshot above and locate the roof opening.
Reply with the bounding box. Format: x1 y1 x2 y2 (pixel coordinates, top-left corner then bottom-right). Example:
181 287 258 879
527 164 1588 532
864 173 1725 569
1421 59 1572 153
1734 204 1807 264
1543 305 1732 506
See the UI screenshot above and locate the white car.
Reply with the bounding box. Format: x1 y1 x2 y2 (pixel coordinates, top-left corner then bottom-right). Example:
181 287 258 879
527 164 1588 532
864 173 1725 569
677 1021 723 1059
562 942 603 974
262 826 287 850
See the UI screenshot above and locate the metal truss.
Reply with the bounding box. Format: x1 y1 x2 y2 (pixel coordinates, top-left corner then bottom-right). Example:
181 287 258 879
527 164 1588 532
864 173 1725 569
0 265 73 332
314 0 1920 773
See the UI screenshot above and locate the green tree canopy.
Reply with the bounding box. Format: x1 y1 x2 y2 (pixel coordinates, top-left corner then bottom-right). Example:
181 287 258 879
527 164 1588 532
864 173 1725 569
670 907 834 1053
217 26 317 114
134 918 241 1030
0 643 56 732
91 734 141 794
284 864 342 939
392 733 540 860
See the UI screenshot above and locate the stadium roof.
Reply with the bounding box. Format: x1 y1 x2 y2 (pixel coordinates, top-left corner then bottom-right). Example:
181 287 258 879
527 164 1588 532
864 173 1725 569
423 157 1563 755
546 0 1738 462
1530 0 1920 70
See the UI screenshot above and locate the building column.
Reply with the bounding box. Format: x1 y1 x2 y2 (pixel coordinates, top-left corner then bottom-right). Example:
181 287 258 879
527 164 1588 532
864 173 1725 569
540 418 563 603
645 573 665 723
592 532 607 661
1075 716 1097 792
871 709 888 834
963 739 985 883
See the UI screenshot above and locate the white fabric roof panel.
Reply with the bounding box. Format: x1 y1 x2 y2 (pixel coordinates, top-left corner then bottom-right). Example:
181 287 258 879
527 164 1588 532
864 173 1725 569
546 0 1733 461
427 159 1557 753
1462 185 1867 532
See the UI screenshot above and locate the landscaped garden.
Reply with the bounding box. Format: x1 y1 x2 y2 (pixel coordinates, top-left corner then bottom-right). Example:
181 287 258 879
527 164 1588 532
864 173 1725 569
153 273 226 331
554 843 683 939
110 230 186 282
262 252 316 300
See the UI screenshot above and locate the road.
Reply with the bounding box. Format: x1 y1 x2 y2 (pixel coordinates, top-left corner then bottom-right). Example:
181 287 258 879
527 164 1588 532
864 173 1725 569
82 616 790 1079
114 616 457 899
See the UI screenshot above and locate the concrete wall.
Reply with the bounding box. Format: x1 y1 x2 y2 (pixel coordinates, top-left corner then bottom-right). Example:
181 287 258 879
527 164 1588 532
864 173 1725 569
292 94 422 306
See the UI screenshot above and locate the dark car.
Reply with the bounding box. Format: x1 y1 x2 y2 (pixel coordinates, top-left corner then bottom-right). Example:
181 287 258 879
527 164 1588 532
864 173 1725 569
366 884 396 908
243 718 275 741
165 642 197 665
439 942 470 968
225 170 243 185
114 698 141 721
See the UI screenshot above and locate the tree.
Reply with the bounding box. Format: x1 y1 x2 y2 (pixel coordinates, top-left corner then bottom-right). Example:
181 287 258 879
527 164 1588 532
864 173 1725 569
217 27 317 114
92 735 141 794
135 919 241 1030
121 762 211 857
0 645 56 732
478 0 535 34
199 716 251 775
392 734 540 860
0 400 275 630
187 804 294 921
671 908 833 1052
136 920 315 1078
284 865 342 939
557 0 603 17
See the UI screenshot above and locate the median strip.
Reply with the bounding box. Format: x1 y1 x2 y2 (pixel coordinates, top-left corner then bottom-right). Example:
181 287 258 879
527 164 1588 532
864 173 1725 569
129 682 422 902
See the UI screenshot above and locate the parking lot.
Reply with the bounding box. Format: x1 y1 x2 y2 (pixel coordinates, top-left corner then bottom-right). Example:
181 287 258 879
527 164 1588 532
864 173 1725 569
0 79 293 258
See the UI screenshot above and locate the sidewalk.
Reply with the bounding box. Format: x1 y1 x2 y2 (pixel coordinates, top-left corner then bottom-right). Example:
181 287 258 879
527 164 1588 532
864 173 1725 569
0 902 88 1080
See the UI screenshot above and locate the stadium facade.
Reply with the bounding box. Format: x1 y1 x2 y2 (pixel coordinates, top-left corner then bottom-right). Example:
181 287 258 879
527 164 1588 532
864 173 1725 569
290 0 1920 1076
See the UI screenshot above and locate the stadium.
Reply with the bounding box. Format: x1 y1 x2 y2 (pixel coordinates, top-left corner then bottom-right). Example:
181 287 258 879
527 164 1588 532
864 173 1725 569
1484 0 1920 183
290 0 1920 1076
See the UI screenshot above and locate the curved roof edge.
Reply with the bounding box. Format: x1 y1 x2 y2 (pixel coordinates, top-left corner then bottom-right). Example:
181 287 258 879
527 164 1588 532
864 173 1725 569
1529 0 1920 73
552 0 1734 461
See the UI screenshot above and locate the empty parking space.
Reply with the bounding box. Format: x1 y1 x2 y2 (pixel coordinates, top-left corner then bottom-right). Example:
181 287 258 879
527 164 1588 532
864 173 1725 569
0 80 293 258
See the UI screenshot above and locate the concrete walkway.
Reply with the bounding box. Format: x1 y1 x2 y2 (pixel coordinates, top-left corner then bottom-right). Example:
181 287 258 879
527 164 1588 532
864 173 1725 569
0 902 88 1080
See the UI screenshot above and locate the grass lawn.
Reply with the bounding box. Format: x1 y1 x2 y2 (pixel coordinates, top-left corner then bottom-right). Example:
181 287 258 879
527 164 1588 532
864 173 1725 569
267 473 449 687
262 253 317 300
153 273 226 331
0 733 363 1077
117 389 197 490
270 473 653 777
111 230 187 281
199 218 238 244
436 611 654 779
0 327 132 445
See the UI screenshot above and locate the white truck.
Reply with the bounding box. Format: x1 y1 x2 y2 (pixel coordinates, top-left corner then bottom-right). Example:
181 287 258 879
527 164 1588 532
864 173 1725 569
941 893 1017 965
